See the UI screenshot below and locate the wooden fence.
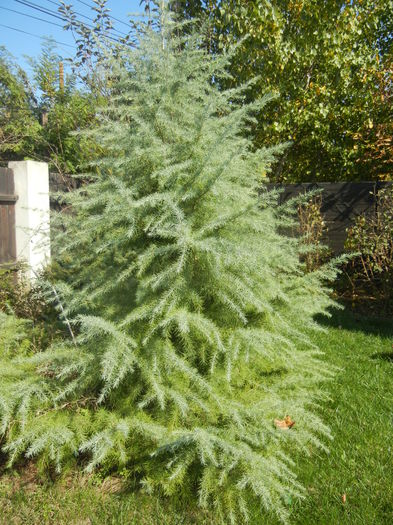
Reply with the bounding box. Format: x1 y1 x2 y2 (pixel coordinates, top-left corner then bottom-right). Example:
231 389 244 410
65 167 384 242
0 167 17 267
1 165 392 267
48 177 393 254
267 181 393 254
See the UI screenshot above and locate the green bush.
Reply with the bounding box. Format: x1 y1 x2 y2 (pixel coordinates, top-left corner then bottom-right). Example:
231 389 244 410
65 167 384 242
0 268 64 351
297 194 331 272
0 311 31 359
344 185 393 311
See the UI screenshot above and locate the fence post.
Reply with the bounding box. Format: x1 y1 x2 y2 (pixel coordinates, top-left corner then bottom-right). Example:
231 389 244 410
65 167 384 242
8 160 50 280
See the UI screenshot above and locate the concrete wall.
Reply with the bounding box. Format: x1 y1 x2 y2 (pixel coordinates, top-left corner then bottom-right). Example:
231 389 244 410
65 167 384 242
8 160 50 280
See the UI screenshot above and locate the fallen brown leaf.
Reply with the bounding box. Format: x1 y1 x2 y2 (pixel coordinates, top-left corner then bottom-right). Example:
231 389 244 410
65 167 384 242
274 415 295 430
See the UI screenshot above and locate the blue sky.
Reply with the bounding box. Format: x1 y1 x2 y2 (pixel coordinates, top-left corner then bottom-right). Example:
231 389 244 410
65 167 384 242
0 0 144 74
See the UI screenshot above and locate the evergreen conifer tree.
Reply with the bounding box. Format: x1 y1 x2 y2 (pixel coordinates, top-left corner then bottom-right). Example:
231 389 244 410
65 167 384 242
0 7 339 523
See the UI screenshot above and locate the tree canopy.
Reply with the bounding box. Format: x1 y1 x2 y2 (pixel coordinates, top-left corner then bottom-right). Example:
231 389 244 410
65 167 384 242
0 42 99 183
2 0 392 182
173 0 393 181
0 47 40 160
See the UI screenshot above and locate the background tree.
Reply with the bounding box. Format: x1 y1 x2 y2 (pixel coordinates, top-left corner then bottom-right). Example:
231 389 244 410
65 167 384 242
0 41 100 187
4 0 391 182
59 0 137 95
28 41 100 186
178 0 393 182
0 47 40 160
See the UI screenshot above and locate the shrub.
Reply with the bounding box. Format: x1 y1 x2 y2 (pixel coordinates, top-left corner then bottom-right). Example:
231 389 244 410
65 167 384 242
297 194 331 272
344 185 393 310
0 268 63 351
0 311 31 359
0 10 340 523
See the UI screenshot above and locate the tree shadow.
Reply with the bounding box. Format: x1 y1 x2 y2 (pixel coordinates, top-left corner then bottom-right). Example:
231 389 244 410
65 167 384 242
314 305 393 339
370 351 393 362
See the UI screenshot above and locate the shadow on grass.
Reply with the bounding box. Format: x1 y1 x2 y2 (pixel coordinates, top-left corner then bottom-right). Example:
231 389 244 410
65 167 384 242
371 351 393 362
314 305 393 339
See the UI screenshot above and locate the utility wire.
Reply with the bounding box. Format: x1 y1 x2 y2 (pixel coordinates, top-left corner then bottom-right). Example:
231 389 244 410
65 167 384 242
75 0 132 29
14 0 66 23
45 0 130 37
0 5 64 28
13 0 130 44
43 0 129 39
0 23 75 49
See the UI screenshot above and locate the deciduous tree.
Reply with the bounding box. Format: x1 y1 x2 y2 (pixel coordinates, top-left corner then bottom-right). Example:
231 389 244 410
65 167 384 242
180 0 393 181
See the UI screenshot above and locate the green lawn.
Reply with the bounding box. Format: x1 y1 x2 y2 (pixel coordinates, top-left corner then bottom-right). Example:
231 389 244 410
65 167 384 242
285 311 393 525
1 309 392 525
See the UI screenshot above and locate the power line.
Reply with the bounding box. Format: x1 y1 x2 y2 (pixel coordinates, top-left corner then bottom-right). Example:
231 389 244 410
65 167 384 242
43 0 129 38
46 0 129 36
0 5 64 28
13 0 130 44
0 23 75 50
14 0 65 23
75 0 132 30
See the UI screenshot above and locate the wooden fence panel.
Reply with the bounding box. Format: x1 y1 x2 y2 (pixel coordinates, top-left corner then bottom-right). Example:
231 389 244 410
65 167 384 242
267 181 392 254
0 167 18 266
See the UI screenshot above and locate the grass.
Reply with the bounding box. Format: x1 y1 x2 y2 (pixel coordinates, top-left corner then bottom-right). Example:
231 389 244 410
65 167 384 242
1 308 392 525
286 310 393 525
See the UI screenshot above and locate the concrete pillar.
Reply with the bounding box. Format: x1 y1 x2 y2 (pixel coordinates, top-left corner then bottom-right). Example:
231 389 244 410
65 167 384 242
8 160 50 280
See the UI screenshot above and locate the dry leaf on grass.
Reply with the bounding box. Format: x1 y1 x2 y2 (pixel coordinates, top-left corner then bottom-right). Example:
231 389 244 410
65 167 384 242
274 415 296 430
